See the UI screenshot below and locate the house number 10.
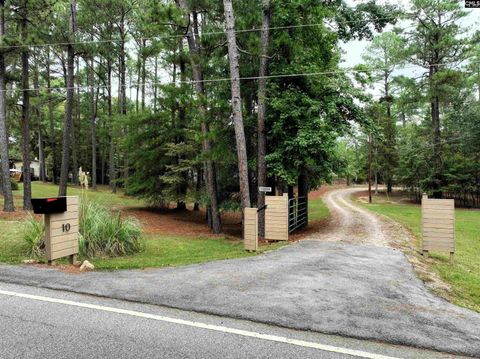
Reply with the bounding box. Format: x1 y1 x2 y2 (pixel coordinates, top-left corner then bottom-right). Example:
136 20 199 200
62 223 71 233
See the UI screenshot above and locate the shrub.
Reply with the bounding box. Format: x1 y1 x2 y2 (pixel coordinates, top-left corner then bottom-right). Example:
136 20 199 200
23 215 44 258
23 200 142 259
79 201 142 257
10 179 19 191
0 177 18 191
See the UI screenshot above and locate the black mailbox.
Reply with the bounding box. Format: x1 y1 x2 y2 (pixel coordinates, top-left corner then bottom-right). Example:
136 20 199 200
31 197 67 214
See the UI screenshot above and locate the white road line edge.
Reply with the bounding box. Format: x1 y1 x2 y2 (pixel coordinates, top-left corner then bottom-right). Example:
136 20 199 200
0 289 401 359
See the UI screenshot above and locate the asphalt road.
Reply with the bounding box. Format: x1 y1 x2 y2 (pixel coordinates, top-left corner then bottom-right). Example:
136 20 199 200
0 282 466 359
0 188 479 357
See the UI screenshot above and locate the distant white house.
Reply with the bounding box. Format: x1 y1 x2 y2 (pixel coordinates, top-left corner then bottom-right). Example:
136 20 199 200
12 159 49 180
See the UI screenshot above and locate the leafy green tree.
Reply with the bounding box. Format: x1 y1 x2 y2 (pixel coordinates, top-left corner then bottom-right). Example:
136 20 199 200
391 75 422 126
466 31 480 102
396 122 431 201
362 31 403 192
336 137 367 185
265 0 395 194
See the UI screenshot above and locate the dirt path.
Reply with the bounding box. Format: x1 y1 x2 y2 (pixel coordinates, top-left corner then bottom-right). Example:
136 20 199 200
309 187 389 246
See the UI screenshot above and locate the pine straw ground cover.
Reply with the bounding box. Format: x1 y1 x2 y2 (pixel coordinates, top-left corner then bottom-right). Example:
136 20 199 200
0 182 330 270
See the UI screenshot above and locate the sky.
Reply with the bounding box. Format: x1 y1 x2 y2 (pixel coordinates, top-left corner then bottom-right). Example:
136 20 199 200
340 0 479 94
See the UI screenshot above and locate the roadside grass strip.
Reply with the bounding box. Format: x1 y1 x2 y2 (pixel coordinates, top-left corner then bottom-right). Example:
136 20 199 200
0 288 399 359
358 193 480 312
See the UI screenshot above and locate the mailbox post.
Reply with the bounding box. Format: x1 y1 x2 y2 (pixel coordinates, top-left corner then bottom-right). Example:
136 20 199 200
32 196 79 265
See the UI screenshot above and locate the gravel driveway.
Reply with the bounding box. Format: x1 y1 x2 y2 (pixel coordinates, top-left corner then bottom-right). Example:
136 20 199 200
0 188 479 357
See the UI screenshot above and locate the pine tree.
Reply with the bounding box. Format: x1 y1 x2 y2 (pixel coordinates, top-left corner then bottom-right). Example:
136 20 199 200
223 0 251 211
58 0 77 196
0 0 14 212
362 32 404 193
405 0 467 198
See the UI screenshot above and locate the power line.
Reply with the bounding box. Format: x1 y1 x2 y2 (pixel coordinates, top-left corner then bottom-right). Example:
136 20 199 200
2 59 479 94
6 8 477 51
0 13 409 50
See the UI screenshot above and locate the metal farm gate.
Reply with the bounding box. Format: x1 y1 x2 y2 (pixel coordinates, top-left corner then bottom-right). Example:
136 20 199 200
244 194 307 251
288 196 307 233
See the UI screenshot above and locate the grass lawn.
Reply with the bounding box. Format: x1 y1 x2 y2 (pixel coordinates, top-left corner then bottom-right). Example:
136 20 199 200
93 235 285 270
0 219 28 263
0 223 284 269
358 193 480 312
3 182 144 209
309 197 330 222
0 182 288 270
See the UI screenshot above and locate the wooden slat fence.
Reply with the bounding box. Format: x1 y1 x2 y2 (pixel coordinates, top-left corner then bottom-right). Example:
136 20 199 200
265 194 289 241
421 194 455 260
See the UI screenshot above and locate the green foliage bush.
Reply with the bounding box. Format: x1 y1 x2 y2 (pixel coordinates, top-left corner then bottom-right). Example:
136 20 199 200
0 177 18 191
23 200 142 259
79 201 142 257
10 179 19 191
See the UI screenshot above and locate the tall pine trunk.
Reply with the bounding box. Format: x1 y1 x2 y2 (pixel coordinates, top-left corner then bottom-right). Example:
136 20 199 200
33 51 45 182
430 65 442 199
257 0 270 236
20 2 32 210
175 41 187 210
135 41 141 113
384 72 395 194
0 0 14 212
107 59 116 193
117 14 128 192
89 58 97 190
141 39 146 111
153 55 158 113
58 0 76 196
223 0 251 211
118 24 127 116
46 48 57 184
71 58 79 186
176 0 221 233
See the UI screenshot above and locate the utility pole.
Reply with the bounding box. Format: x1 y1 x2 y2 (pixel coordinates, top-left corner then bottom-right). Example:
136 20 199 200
368 133 372 203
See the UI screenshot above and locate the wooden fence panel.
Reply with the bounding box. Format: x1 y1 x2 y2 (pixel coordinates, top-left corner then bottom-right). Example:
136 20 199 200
244 208 258 251
265 194 288 241
421 194 455 256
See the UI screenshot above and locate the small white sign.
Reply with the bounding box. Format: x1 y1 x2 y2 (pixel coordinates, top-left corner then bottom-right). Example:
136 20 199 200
258 186 272 193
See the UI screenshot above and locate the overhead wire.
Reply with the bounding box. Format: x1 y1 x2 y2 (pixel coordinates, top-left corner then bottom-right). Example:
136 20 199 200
0 10 475 94
0 13 409 50
1 58 479 94
2 8 475 50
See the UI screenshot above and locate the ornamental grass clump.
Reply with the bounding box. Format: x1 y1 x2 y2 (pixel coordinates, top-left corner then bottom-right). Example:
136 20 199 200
23 200 142 259
79 201 142 257
23 215 44 258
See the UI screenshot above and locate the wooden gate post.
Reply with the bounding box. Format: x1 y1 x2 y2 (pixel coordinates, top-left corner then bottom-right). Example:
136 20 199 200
265 193 289 241
244 208 258 251
421 194 455 262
